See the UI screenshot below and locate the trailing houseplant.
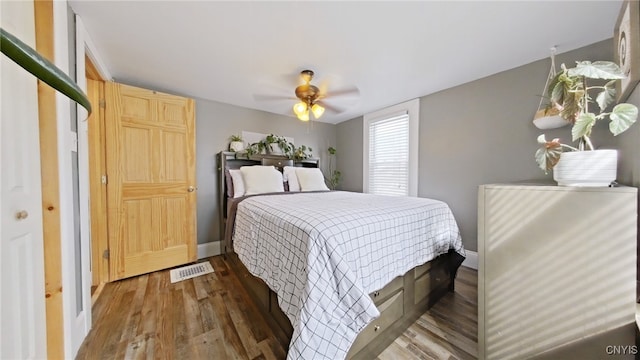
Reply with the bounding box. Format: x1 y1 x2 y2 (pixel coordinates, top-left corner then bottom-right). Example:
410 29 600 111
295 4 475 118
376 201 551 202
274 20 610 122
293 144 313 161
325 146 341 190
264 134 294 157
245 141 266 157
535 61 638 184
243 134 296 158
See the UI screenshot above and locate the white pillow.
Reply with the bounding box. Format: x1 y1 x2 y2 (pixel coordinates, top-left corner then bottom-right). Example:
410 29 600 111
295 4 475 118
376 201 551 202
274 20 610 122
229 169 245 198
296 168 330 191
241 166 285 195
283 166 300 192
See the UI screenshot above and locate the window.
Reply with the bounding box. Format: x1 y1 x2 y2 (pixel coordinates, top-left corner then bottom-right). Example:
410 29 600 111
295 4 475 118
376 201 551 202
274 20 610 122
363 99 419 196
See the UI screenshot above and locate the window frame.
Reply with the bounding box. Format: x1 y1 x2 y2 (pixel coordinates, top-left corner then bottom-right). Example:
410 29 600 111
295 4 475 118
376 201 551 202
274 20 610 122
363 98 419 196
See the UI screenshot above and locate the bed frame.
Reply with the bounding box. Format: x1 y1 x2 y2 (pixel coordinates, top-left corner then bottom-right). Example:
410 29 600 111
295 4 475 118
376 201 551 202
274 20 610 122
217 151 464 359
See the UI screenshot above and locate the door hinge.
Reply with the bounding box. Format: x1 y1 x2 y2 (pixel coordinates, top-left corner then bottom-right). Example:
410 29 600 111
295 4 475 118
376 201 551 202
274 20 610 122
103 249 110 259
99 99 106 109
101 175 108 185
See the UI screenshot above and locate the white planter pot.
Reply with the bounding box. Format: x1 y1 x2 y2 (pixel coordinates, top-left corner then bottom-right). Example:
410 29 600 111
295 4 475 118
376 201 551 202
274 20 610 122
553 149 618 187
229 141 244 152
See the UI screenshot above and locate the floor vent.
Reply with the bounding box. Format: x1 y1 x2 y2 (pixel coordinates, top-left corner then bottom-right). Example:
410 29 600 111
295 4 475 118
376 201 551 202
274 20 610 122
169 262 214 283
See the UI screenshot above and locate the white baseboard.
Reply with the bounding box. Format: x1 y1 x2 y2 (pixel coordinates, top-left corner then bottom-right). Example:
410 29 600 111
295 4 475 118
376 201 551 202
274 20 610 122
197 241 221 259
462 250 478 270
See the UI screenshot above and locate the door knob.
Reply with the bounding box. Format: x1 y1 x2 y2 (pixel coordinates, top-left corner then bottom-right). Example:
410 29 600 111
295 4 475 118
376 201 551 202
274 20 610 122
15 210 29 220
188 186 196 192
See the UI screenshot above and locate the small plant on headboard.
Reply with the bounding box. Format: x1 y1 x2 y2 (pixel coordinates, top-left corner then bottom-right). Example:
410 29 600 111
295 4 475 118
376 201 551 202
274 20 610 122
325 146 341 190
245 141 266 158
229 134 244 152
293 145 313 160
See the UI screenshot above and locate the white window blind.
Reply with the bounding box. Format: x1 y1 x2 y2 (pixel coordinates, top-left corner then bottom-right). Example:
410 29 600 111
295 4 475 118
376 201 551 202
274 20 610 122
367 112 409 196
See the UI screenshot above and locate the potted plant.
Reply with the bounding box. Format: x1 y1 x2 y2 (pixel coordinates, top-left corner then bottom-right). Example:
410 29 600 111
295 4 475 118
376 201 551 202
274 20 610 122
535 61 638 186
325 146 341 190
264 134 293 157
245 141 266 157
228 134 244 152
293 144 313 161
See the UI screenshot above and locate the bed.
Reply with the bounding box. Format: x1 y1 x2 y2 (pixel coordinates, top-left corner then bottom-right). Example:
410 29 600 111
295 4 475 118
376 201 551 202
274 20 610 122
217 151 465 359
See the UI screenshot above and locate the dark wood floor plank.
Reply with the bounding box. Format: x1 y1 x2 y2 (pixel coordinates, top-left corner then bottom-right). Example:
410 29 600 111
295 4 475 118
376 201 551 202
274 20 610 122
138 272 160 339
377 341 421 360
100 289 135 359
193 271 211 300
262 336 288 360
189 329 224 358
412 319 475 360
220 290 264 359
123 333 154 360
182 279 205 338
210 256 269 357
155 280 175 358
210 291 250 359
416 314 477 355
112 274 150 357
198 298 219 333
171 287 191 359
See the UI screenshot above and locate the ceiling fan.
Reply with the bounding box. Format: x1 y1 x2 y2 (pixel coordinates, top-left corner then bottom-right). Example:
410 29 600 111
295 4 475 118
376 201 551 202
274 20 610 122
255 69 359 122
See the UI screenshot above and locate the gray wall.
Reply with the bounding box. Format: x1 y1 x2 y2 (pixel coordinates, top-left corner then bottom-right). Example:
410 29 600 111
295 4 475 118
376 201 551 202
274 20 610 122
195 99 337 245
337 40 623 252
335 116 363 192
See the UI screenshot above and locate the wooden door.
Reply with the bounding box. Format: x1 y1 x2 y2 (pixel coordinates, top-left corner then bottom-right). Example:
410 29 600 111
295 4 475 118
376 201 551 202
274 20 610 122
1 0 47 357
105 82 196 281
87 78 108 286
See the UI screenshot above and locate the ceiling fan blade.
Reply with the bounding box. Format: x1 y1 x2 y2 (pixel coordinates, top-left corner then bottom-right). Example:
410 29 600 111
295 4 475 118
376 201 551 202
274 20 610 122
324 85 360 98
318 100 345 114
253 93 296 102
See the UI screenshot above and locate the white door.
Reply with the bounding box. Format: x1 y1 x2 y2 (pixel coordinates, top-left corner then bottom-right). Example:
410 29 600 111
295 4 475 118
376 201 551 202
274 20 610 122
52 5 92 355
0 0 48 358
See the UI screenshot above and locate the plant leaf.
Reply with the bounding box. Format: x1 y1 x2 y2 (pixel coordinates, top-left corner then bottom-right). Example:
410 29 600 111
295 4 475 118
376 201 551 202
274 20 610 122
595 80 617 112
567 61 626 79
0 28 92 114
537 134 548 144
609 103 639 136
560 89 582 123
535 138 562 173
547 72 563 101
550 80 564 105
572 113 596 141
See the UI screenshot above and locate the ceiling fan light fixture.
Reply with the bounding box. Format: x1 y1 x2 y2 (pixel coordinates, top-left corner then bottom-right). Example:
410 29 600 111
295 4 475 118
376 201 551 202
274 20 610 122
311 103 325 118
298 110 310 121
293 101 308 117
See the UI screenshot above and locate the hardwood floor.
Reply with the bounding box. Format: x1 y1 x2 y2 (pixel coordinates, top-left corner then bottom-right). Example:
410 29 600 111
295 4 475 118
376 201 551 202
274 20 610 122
378 265 478 360
76 256 477 360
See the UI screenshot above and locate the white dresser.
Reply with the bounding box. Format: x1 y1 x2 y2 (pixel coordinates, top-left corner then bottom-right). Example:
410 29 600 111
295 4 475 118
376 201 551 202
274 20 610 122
478 184 638 360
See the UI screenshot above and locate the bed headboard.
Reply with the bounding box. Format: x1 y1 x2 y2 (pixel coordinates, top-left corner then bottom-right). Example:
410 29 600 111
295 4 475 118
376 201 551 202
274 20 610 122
217 151 319 252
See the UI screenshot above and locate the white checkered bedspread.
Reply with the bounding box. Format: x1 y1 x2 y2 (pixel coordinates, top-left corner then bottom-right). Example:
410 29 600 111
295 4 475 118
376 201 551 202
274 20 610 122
232 191 464 359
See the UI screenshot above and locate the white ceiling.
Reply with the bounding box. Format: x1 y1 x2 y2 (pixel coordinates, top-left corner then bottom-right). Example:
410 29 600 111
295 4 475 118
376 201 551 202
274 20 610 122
69 1 623 124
